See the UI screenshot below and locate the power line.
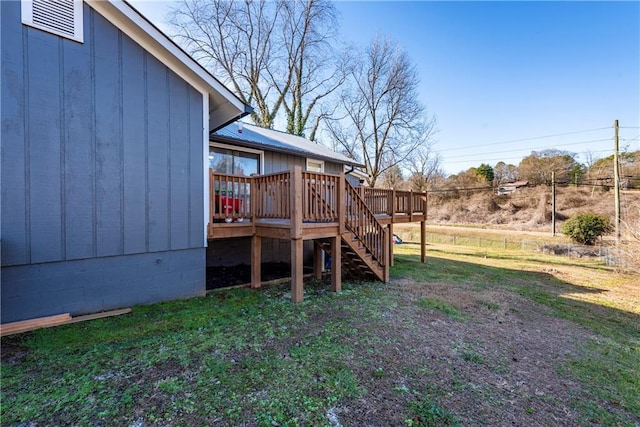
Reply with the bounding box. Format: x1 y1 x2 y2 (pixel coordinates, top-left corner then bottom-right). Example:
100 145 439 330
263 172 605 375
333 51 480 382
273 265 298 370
448 138 612 160
438 126 612 153
443 149 614 165
620 134 640 143
426 173 640 195
428 185 493 193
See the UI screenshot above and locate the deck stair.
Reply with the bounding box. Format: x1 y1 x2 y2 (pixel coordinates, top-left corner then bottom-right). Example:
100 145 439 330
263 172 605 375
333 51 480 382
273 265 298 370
316 234 385 281
316 181 388 281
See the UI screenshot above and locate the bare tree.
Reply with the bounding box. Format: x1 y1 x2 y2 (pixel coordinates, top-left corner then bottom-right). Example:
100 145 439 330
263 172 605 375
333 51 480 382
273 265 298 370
325 36 436 187
379 164 406 190
169 0 342 135
493 161 518 185
169 0 280 127
277 0 345 140
518 149 578 185
406 144 441 191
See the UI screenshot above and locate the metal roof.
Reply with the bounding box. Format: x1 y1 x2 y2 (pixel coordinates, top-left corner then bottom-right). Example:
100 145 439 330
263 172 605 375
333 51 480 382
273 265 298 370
213 122 362 166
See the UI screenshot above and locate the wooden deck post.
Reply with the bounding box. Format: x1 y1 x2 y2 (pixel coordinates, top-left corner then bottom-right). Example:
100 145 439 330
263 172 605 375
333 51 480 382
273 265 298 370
421 192 427 263
338 173 346 234
390 188 396 220
250 174 257 229
289 166 304 302
290 166 303 239
291 238 304 302
408 189 414 222
331 236 341 292
388 223 394 267
420 220 426 263
383 228 390 282
313 241 323 279
251 235 262 288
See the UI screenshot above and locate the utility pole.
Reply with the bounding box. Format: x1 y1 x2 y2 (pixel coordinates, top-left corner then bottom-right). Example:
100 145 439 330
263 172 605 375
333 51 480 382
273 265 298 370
551 171 556 236
614 120 621 243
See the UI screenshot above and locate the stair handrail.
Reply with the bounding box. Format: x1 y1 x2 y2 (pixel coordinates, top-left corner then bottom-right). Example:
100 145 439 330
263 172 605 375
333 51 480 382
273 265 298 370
344 181 388 268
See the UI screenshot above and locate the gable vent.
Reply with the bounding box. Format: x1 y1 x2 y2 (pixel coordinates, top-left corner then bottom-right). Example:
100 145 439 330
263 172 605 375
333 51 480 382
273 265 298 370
22 0 84 43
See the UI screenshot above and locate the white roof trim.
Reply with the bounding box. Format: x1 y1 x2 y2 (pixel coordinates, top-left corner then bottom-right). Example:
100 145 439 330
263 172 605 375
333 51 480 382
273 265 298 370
85 0 246 114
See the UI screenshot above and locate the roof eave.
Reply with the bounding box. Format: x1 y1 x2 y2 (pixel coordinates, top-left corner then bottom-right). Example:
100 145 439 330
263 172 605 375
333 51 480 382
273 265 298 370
210 134 364 168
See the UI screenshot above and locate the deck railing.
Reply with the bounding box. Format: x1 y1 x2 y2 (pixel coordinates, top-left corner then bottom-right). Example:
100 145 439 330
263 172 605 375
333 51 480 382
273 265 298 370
253 171 291 219
302 171 340 222
209 170 427 226
412 192 426 215
210 171 252 222
360 187 427 218
360 188 391 215
394 190 412 215
345 182 387 266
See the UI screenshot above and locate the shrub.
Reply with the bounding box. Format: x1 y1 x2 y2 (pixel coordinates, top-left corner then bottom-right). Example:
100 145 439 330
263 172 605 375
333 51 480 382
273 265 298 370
562 213 612 245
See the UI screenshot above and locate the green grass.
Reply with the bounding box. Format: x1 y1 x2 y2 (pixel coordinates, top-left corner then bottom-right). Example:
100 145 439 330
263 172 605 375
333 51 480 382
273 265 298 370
416 298 466 321
2 242 638 426
1 287 373 425
396 243 640 426
405 395 459 426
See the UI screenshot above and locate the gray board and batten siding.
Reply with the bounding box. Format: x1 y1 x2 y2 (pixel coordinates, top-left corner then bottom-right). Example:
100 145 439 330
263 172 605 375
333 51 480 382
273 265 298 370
1 1 207 323
262 151 344 175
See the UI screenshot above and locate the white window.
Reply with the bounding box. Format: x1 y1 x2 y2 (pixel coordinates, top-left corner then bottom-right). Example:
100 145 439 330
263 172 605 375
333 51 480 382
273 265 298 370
306 159 324 173
22 0 84 43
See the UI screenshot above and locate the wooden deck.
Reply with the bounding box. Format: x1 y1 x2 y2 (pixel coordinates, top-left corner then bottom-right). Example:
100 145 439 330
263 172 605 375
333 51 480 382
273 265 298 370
207 167 427 301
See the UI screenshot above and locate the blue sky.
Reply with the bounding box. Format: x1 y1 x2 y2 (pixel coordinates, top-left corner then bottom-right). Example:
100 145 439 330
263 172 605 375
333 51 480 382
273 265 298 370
131 1 640 175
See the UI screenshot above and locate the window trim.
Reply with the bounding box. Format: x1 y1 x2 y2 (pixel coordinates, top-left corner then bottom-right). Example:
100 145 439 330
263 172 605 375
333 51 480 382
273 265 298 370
21 0 84 43
306 158 325 173
209 142 264 176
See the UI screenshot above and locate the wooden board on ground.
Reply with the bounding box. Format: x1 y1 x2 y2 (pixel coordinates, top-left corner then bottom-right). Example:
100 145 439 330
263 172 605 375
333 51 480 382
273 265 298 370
0 313 71 337
0 308 133 336
66 308 132 324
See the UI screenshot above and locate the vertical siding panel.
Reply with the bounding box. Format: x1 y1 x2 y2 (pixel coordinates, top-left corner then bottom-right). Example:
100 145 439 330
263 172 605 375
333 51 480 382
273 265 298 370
325 162 341 175
189 91 203 247
263 152 273 174
122 36 146 254
93 13 122 257
63 19 94 260
146 54 170 252
169 73 189 249
28 31 63 263
1 1 29 265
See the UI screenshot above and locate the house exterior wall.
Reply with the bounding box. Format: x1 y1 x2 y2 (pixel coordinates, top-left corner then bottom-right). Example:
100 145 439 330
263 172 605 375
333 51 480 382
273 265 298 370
263 151 305 174
323 162 343 175
261 150 343 176
1 249 205 322
1 2 206 323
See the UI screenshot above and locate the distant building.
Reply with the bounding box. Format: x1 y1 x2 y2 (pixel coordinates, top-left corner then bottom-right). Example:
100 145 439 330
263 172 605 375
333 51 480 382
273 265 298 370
497 181 529 195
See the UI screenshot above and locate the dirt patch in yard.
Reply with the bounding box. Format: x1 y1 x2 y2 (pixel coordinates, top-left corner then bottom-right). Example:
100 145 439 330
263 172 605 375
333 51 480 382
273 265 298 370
303 279 608 426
